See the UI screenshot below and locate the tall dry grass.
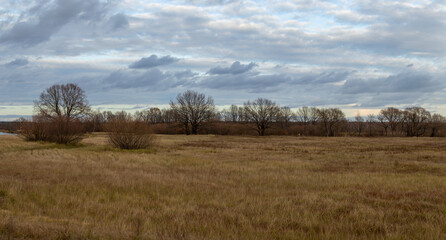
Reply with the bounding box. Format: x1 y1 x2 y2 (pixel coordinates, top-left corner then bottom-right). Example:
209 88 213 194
0 134 445 239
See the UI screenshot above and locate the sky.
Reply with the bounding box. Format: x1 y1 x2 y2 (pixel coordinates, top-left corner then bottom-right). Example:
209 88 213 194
1 0 446 120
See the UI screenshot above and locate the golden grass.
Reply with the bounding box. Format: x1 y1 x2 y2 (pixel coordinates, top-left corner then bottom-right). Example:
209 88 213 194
0 134 446 239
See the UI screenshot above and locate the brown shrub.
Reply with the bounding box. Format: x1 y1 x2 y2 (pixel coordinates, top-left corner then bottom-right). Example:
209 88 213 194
106 114 155 149
46 118 86 144
17 116 50 142
17 116 86 144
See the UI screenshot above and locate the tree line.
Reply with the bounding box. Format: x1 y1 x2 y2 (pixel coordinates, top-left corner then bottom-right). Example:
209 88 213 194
16 84 446 147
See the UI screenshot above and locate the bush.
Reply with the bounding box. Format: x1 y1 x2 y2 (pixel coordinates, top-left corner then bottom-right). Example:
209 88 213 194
106 113 155 149
46 118 86 144
18 116 86 144
17 116 50 141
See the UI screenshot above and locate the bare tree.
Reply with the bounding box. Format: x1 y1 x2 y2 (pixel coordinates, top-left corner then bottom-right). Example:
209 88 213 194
35 83 90 121
31 83 90 144
366 114 376 136
87 110 106 132
402 107 430 137
354 113 365 136
229 104 239 122
296 106 318 125
221 105 246 123
170 90 215 135
244 98 280 136
135 108 163 124
378 107 403 136
222 104 238 122
161 108 176 123
237 106 246 122
428 113 446 137
277 106 294 129
316 108 346 136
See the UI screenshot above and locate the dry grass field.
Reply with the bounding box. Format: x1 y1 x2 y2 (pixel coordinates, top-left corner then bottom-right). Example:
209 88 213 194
0 134 445 239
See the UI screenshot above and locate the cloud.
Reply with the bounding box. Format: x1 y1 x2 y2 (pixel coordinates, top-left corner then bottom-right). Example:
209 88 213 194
342 72 440 94
2 0 446 115
353 92 425 108
108 13 129 30
197 72 290 92
208 61 257 75
296 71 350 84
185 0 237 6
326 1 446 55
0 0 110 46
103 68 194 90
4 58 29 67
197 70 350 93
128 55 179 69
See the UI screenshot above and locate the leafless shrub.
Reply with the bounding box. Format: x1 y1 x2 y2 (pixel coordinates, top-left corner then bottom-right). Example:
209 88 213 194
17 116 86 144
46 118 86 144
106 112 155 149
17 116 50 141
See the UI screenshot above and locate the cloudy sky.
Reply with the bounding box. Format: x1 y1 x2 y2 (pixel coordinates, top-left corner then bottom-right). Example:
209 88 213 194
1 0 446 120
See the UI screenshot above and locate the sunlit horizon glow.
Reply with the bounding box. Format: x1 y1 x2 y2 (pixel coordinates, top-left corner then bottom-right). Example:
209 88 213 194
1 0 446 120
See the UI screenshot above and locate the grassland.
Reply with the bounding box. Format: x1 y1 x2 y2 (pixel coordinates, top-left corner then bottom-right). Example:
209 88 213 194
0 134 445 239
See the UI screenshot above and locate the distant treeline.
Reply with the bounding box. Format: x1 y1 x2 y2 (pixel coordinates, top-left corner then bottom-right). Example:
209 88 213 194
9 84 446 140
85 105 446 137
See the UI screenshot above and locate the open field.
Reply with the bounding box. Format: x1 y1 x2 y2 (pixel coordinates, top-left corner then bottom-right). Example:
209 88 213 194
0 134 445 239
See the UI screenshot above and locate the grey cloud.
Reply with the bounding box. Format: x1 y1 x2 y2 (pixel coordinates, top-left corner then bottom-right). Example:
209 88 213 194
328 1 446 55
296 71 350 84
185 0 237 5
129 55 179 69
109 14 129 30
342 72 440 94
198 72 291 92
104 68 193 90
0 0 110 46
175 69 197 79
5 58 29 67
359 93 423 108
208 61 257 75
198 70 349 93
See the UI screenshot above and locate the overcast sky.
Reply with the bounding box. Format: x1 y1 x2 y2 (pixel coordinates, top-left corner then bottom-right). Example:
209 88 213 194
1 0 446 120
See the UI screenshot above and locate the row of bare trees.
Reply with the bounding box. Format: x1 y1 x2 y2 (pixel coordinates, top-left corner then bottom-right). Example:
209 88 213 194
17 84 446 148
84 91 446 137
375 107 444 137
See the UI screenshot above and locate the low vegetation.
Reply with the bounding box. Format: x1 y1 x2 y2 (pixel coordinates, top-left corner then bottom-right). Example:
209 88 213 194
106 111 155 150
11 84 446 142
0 134 445 239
